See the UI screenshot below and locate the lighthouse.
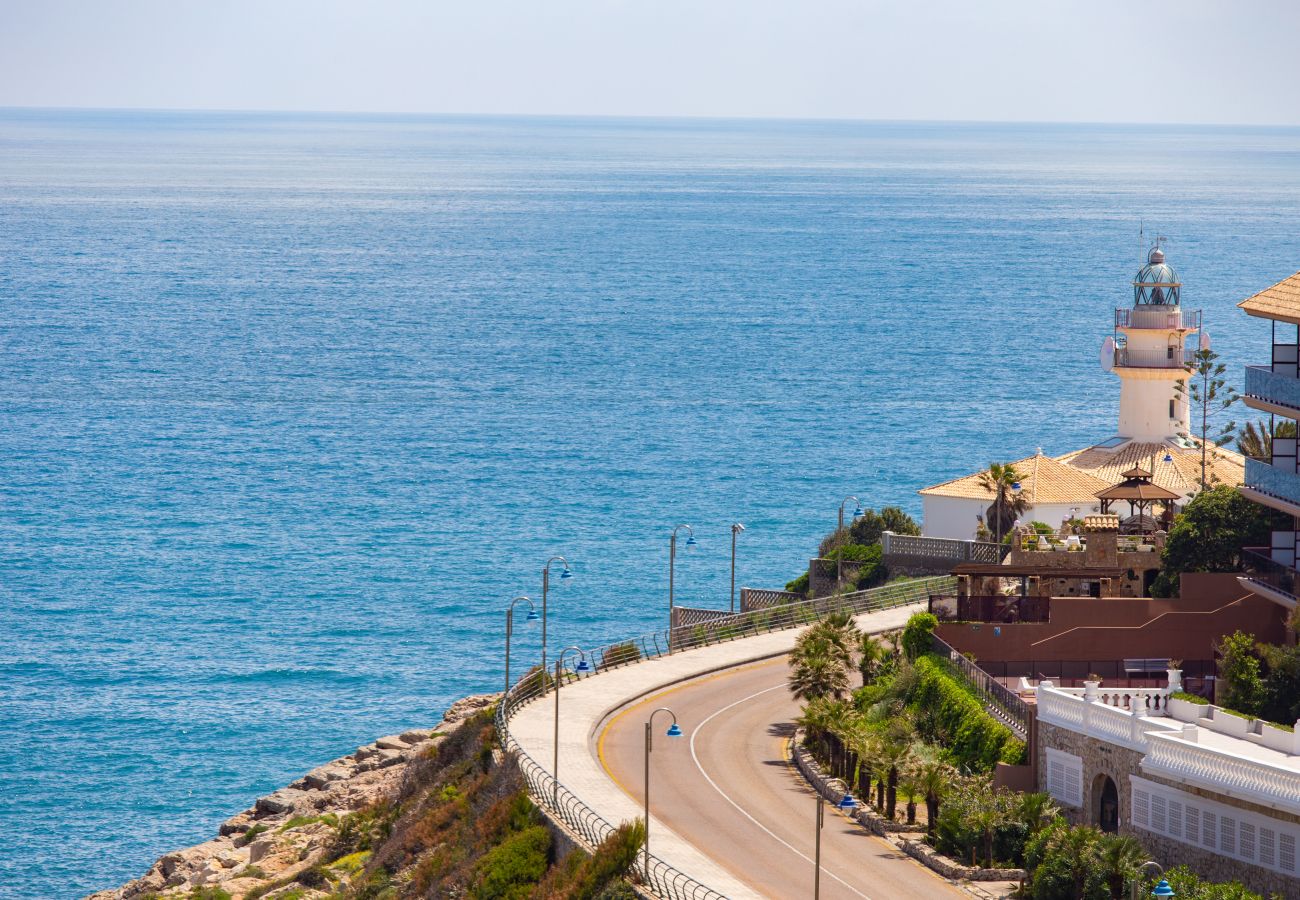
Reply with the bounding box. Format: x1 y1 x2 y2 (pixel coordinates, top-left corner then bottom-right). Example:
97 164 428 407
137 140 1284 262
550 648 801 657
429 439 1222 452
1101 245 1201 443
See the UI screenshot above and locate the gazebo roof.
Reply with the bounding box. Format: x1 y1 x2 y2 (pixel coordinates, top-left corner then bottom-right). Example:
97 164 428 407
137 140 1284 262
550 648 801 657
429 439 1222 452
1094 479 1180 502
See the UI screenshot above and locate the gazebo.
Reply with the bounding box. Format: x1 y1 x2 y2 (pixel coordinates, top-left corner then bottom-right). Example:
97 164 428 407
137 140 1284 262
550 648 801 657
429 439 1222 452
1094 466 1180 533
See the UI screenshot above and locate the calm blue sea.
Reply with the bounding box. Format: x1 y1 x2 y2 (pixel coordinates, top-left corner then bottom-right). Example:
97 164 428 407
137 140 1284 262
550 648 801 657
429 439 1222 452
3 110 1300 897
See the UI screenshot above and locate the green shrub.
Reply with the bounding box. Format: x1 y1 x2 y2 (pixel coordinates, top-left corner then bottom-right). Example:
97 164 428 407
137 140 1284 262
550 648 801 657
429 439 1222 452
1217 631 1265 716
907 654 1025 771
901 612 938 660
471 824 551 899
785 571 810 597
603 641 641 667
186 889 233 900
236 823 268 846
849 506 920 545
826 542 877 562
1170 690 1210 705
1142 864 1266 899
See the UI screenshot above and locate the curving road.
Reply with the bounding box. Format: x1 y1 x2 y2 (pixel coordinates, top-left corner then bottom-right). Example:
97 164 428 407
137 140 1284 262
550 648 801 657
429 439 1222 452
595 656 968 900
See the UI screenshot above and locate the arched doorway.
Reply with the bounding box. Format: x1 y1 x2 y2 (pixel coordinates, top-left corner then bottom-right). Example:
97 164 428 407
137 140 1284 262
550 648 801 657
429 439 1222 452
1097 776 1119 833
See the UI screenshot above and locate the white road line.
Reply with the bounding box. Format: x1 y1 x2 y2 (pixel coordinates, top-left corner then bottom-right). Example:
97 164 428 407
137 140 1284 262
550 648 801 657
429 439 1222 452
688 682 877 900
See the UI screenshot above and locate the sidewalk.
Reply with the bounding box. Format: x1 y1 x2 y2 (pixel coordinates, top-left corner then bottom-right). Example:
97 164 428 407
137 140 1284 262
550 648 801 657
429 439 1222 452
507 601 924 899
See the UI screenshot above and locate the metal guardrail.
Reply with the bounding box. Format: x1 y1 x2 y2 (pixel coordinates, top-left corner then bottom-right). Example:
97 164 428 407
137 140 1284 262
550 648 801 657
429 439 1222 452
494 576 950 899
930 632 1031 741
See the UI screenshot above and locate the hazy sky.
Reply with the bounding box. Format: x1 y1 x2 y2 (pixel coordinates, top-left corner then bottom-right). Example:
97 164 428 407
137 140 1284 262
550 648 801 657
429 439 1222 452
2 0 1297 125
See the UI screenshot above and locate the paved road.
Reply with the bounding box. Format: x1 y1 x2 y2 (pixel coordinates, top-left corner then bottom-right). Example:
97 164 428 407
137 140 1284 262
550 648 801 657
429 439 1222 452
595 656 968 900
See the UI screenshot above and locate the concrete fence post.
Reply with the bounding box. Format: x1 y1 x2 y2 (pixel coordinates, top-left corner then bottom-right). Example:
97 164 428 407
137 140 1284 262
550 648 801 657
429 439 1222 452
881 531 893 556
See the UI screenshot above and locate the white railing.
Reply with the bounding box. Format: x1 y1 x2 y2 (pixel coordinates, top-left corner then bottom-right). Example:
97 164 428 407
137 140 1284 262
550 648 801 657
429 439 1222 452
1143 733 1300 818
1036 685 1180 751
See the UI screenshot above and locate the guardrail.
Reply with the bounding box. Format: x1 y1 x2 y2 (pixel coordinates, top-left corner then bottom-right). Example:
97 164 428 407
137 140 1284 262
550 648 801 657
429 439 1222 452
930 632 1031 740
494 576 950 898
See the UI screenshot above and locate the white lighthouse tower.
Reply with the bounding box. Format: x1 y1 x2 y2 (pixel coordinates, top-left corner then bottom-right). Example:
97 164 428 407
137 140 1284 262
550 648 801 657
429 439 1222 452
1101 244 1200 442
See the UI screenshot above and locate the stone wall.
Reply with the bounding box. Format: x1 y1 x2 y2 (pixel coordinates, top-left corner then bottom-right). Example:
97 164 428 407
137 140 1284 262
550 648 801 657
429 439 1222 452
1037 719 1300 898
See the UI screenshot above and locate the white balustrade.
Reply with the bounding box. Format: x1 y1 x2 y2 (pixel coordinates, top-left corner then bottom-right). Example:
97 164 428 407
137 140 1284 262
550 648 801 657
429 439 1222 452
1143 733 1300 818
1036 685 1179 751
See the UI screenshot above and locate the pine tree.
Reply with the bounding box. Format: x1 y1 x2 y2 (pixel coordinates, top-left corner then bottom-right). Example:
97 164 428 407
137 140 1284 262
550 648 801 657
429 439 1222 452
1176 347 1239 489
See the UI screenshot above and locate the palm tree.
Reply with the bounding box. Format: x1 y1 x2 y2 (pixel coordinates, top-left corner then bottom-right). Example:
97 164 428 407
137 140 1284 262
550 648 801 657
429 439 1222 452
977 462 1029 543
1016 791 1060 838
789 647 850 702
908 745 955 840
1097 833 1147 899
856 633 890 686
1239 419 1296 461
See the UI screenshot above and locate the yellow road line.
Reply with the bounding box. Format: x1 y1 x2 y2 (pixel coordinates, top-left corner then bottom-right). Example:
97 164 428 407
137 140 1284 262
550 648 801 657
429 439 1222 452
596 656 786 796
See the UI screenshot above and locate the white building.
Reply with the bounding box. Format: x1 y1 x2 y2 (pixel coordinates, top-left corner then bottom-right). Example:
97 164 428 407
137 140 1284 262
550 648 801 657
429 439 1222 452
920 246 1244 540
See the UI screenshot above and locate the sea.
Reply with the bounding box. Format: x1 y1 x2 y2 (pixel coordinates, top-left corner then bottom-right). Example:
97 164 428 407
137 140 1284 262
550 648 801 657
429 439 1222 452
3 109 1300 898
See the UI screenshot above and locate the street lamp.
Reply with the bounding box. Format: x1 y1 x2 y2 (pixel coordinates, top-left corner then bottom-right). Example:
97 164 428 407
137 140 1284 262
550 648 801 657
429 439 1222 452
539 555 573 696
730 523 745 613
503 595 539 700
1133 861 1170 900
837 496 864 585
643 707 684 877
552 645 591 804
814 777 857 900
668 525 695 654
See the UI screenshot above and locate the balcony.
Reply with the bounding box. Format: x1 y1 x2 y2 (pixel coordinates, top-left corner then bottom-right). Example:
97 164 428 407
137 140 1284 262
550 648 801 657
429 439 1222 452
929 593 1050 623
1240 547 1299 607
1115 307 1201 331
1114 347 1186 369
1244 365 1300 417
1243 458 1300 516
1143 731 1300 819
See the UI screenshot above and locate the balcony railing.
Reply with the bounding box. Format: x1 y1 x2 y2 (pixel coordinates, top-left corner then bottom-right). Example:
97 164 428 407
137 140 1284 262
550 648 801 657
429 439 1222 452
1036 684 1181 752
1245 365 1300 414
1143 731 1300 819
1245 457 1300 509
1241 547 1299 601
1115 307 1200 331
929 593 1050 623
1114 347 1186 369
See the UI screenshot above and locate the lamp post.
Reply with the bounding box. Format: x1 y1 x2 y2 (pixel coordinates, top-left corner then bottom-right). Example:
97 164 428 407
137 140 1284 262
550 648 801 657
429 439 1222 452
837 496 864 585
643 707 684 877
668 525 695 654
552 645 591 805
503 595 539 700
730 523 745 613
540 555 573 696
1133 861 1171 900
814 777 858 900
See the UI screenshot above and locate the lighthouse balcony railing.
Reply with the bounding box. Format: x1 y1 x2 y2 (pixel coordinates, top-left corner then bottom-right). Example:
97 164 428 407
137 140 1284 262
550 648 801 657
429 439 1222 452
1114 347 1186 369
1245 365 1300 415
1241 547 1300 603
1115 308 1200 331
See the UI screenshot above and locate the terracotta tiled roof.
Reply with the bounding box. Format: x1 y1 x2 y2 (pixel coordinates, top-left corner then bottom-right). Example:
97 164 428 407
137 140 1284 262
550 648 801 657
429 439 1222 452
918 451 1111 502
1057 440 1244 498
1239 271 1300 324
1083 514 1119 532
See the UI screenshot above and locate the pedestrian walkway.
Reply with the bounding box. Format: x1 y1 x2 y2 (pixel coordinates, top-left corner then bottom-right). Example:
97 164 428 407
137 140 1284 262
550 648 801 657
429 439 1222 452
507 601 925 899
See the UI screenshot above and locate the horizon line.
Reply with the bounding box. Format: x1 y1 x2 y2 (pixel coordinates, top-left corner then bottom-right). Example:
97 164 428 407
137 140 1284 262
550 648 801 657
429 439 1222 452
2 103 1299 131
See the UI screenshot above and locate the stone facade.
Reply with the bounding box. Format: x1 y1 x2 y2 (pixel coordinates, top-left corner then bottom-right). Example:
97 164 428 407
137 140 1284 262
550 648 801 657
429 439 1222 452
1037 720 1300 897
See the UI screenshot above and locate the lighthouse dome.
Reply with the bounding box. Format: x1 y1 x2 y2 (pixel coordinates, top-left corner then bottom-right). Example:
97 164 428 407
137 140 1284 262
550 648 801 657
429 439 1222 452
1133 246 1181 305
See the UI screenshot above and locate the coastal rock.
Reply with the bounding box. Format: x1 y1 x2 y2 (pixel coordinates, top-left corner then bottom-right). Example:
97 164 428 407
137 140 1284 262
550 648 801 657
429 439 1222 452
85 691 503 900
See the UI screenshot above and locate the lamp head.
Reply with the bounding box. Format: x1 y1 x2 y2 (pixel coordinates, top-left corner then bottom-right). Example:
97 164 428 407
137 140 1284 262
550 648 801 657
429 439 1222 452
685 535 697 547
852 505 864 518
1163 453 1173 463
574 659 591 673
733 522 745 534
560 566 573 580
525 609 540 623
837 792 857 811
1011 481 1022 492
666 722 683 737
1151 879 1175 898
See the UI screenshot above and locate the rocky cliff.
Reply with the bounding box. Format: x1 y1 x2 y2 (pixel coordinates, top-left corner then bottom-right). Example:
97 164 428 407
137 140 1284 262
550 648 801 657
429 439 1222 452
87 694 500 900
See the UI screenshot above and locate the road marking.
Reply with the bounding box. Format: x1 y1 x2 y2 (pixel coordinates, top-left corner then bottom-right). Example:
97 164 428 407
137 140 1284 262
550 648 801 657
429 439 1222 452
689 683 878 900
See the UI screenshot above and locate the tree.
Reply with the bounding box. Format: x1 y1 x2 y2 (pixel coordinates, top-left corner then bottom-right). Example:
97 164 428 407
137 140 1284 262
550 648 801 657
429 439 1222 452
1023 820 1110 900
906 745 955 840
1096 833 1147 900
1148 485 1288 597
1176 347 1239 489
849 506 921 545
1217 630 1265 716
1257 640 1300 725
901 612 938 660
1237 419 1295 461
977 462 1029 543
856 633 894 686
788 648 850 702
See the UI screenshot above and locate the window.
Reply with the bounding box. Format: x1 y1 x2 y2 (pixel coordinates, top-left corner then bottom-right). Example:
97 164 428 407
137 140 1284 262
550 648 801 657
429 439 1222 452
1046 748 1083 808
1169 399 1176 419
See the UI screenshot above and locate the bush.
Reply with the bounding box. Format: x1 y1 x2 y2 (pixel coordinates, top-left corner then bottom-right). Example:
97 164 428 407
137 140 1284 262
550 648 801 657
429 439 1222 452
1142 864 1266 899
602 641 641 667
1217 631 1265 716
785 571 810 597
849 505 921 545
901 612 938 660
1170 690 1209 704
471 825 551 899
908 654 1025 771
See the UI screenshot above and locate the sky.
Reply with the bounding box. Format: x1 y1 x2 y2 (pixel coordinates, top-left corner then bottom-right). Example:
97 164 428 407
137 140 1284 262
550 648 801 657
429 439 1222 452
1 0 1298 125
